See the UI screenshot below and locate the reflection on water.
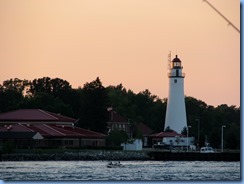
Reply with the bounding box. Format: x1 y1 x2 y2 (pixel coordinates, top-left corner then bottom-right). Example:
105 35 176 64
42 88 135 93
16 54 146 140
0 161 240 181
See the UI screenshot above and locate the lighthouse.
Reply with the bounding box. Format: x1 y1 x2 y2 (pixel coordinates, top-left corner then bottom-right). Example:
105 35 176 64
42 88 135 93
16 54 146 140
164 55 187 133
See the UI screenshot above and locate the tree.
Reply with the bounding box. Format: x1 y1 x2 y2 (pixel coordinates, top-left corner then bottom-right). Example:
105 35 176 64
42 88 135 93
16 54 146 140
1 78 29 94
106 130 129 146
17 92 74 117
28 77 72 98
106 84 133 118
225 123 240 149
78 77 109 133
0 88 23 112
28 77 52 96
165 126 173 132
0 76 240 149
107 86 166 133
181 127 187 135
0 78 28 112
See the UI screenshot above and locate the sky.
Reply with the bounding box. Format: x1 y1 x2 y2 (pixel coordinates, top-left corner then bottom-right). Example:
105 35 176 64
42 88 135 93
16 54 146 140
0 0 240 107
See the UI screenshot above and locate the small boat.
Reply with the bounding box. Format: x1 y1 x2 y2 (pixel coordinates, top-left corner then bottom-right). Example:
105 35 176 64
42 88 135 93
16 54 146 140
200 146 214 153
106 161 123 168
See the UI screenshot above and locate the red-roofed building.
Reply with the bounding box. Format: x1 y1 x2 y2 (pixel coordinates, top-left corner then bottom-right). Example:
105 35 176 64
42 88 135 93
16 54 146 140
150 131 184 138
150 130 196 149
107 108 154 147
0 109 76 124
150 130 186 145
0 109 106 149
135 122 153 147
107 109 131 136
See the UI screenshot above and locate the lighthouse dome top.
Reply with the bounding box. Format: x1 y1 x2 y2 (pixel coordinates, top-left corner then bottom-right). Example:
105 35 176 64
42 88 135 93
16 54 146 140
172 55 181 63
171 55 182 69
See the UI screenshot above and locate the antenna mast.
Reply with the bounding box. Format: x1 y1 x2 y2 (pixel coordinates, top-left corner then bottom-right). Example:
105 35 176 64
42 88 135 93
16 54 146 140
168 51 171 70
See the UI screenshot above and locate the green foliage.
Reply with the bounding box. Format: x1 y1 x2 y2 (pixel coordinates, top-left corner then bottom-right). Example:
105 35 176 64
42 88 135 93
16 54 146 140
28 77 72 99
165 126 174 132
185 96 240 149
225 123 240 149
0 88 23 112
0 77 240 150
133 125 144 139
0 78 28 112
78 77 109 133
106 85 166 132
181 127 187 135
2 142 15 154
1 78 29 94
106 130 129 146
18 92 74 117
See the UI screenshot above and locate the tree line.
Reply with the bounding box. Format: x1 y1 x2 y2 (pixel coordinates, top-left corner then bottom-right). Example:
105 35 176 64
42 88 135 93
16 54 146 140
0 77 240 149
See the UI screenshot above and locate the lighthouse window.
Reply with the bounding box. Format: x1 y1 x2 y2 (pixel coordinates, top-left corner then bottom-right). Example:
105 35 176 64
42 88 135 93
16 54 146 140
173 62 181 67
176 69 179 76
174 79 177 83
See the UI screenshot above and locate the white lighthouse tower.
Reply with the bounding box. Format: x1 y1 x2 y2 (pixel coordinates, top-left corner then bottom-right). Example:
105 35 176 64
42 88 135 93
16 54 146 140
164 55 187 133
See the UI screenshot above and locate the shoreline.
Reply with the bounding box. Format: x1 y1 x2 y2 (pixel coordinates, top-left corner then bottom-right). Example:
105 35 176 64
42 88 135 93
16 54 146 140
1 150 150 161
1 150 240 162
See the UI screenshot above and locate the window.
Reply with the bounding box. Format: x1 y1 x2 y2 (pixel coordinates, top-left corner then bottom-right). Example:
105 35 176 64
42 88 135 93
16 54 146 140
173 62 181 68
176 69 179 76
174 79 177 83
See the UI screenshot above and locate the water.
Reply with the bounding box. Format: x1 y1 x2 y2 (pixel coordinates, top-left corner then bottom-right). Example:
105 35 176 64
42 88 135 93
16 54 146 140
0 161 240 181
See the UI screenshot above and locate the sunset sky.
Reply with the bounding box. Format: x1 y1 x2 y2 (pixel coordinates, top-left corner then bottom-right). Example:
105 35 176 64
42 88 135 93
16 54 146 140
0 0 240 107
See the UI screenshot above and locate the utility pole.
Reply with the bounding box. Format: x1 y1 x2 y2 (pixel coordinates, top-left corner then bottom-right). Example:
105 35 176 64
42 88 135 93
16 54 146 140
221 125 226 152
195 119 200 150
187 126 191 152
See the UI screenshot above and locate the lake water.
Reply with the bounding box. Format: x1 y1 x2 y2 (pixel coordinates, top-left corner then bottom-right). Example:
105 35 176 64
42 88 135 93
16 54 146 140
0 161 240 181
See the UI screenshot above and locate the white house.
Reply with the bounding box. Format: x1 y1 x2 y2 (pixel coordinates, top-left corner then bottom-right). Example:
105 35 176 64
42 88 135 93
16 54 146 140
121 139 142 151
